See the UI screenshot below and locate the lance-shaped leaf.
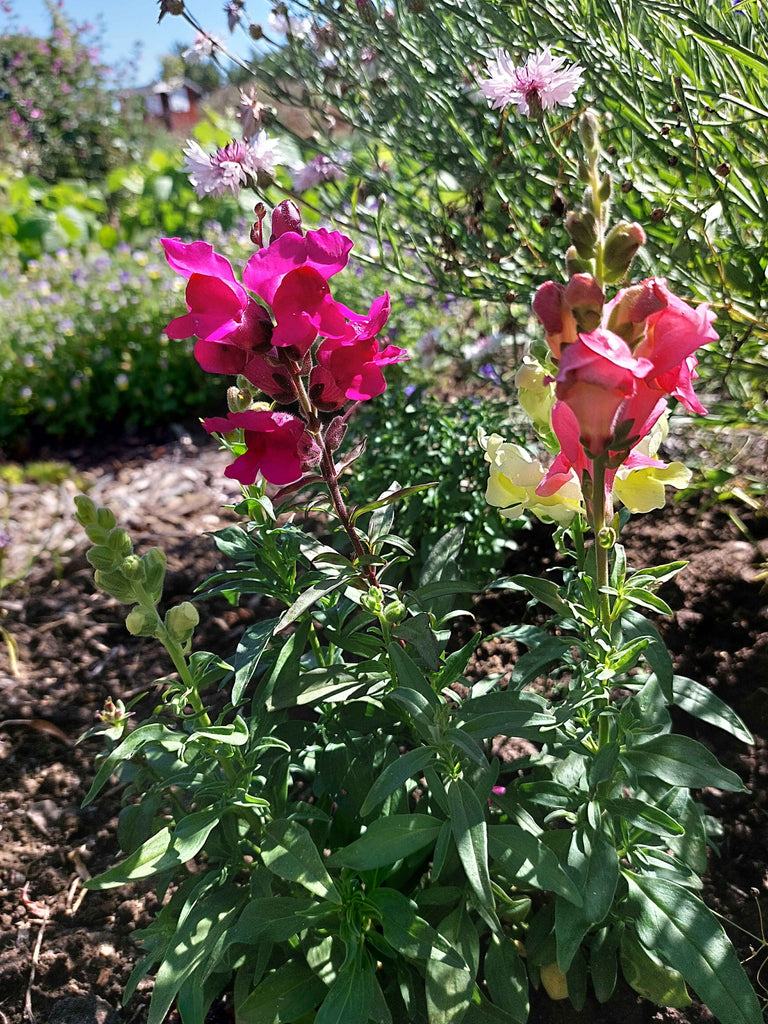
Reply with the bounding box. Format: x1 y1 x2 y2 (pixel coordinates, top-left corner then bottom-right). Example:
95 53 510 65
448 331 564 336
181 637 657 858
261 819 340 903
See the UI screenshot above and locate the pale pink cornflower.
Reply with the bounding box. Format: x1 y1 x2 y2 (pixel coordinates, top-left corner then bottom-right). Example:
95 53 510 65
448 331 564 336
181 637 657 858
292 152 350 191
183 132 280 198
480 46 584 117
182 31 221 62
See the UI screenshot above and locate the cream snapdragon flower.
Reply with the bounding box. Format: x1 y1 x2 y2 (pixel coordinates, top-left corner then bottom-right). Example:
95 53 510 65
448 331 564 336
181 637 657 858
479 428 583 524
613 417 691 513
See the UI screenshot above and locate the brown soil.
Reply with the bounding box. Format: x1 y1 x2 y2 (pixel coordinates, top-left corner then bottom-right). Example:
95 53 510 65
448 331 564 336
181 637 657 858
1 427 767 1024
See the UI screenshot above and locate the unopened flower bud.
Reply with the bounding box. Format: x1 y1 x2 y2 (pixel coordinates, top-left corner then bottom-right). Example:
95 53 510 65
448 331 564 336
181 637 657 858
325 417 348 452
121 554 146 582
383 598 406 625
249 22 263 40
157 0 185 20
361 586 385 616
578 111 600 158
540 963 569 1001
165 602 199 642
74 494 98 526
564 273 604 332
565 210 597 259
107 528 133 557
602 221 646 283
227 385 253 413
565 245 593 277
597 171 612 202
141 547 166 603
125 605 161 637
270 200 302 242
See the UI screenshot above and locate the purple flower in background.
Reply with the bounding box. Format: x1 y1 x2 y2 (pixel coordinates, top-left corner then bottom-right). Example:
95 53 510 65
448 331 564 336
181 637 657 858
478 363 502 386
0 529 11 551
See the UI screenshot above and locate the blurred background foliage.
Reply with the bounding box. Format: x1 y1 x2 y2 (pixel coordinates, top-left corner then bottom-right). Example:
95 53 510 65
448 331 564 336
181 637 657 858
0 0 766 566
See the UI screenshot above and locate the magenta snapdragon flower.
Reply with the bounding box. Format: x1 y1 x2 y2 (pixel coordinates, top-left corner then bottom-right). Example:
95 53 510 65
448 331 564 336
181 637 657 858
202 410 308 485
480 46 584 117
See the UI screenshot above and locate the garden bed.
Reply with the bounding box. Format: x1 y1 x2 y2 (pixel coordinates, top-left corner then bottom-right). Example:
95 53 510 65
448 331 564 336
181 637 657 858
0 427 766 1024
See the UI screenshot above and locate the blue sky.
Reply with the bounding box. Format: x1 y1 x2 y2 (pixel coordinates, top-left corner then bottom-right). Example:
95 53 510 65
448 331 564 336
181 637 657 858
1 0 273 84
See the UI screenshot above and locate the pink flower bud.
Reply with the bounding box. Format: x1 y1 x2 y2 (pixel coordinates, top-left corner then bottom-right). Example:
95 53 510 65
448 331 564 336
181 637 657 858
270 200 303 241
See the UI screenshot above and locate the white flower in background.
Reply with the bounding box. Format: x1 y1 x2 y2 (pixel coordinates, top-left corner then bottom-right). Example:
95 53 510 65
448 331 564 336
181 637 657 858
268 12 312 37
182 31 221 63
292 151 350 191
182 133 280 198
480 46 584 116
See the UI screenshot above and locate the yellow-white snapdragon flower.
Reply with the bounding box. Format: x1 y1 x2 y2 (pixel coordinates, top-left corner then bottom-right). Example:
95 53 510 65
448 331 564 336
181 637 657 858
479 428 582 524
613 416 691 513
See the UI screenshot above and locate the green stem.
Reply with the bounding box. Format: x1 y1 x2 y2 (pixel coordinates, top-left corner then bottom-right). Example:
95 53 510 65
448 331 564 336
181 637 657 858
586 456 612 633
319 440 378 587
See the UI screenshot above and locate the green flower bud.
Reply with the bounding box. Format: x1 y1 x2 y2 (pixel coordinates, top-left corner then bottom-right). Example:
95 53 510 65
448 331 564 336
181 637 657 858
383 598 406 626
106 528 133 557
96 507 117 531
579 111 601 158
602 221 646 283
565 210 597 259
227 385 253 413
86 545 120 572
74 494 98 526
361 587 385 616
142 547 167 604
565 245 593 277
94 569 136 603
84 523 109 545
597 171 612 202
121 554 146 582
598 526 617 549
125 606 161 637
165 602 199 642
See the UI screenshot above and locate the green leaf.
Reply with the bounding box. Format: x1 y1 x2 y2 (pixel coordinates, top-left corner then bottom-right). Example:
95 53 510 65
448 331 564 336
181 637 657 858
505 575 570 615
360 746 436 815
261 820 340 903
82 723 184 805
448 778 495 917
368 888 467 969
620 929 691 1008
327 814 442 870
672 675 753 744
275 573 355 634
315 956 375 1024
604 798 685 838
387 642 440 707
237 959 327 1024
484 935 529 1022
190 715 249 746
148 887 245 1024
488 825 583 905
625 874 763 1024
623 734 746 791
350 481 438 524
621 610 673 700
227 897 329 946
233 618 279 704
425 902 476 1024
86 827 173 890
582 829 619 925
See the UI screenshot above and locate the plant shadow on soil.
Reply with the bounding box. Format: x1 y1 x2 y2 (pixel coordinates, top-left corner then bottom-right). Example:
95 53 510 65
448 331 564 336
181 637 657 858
1 428 767 1024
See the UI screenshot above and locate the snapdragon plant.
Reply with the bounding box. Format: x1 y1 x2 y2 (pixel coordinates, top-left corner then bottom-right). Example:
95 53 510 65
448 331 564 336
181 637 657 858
76 126 759 1024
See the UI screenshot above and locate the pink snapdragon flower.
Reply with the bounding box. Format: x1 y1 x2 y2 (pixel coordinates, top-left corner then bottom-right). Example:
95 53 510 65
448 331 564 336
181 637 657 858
480 46 584 117
310 294 408 409
203 410 308 485
242 225 357 356
162 239 273 377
